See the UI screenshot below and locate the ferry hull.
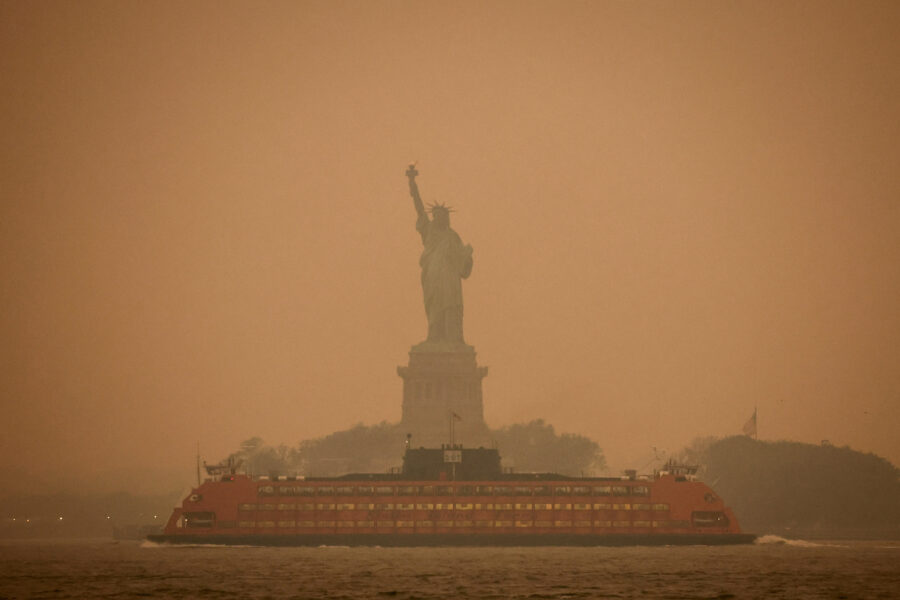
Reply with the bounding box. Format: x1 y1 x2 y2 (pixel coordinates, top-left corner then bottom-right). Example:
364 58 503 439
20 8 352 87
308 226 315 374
148 532 756 547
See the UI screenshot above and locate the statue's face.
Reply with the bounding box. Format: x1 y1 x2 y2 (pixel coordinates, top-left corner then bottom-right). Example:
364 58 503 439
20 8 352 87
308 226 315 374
432 209 450 229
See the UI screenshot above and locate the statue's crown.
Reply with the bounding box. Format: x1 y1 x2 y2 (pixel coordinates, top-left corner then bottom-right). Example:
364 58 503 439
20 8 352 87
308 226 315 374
428 202 454 214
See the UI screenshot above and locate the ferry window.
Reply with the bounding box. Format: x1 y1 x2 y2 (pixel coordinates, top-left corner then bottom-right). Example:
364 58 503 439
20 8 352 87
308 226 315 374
474 486 492 496
593 486 612 496
457 485 474 496
514 521 531 528
278 486 294 496
398 486 417 496
611 486 629 496
572 486 590 496
435 486 453 496
296 486 315 496
692 511 730 528
259 503 276 511
554 486 571 496
258 486 275 497
317 487 334 496
632 486 650 497
652 503 669 511
492 486 510 496
375 486 395 496
356 486 374 496
533 486 551 496
238 503 256 511
335 486 354 496
418 485 434 496
633 520 651 527
632 503 651 511
184 512 215 528
514 487 533 496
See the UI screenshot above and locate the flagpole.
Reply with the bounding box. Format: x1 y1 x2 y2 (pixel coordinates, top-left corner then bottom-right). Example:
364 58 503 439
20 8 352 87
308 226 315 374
450 411 455 447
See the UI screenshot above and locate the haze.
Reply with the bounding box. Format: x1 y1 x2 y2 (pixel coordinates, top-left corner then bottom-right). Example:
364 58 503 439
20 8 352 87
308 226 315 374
2 1 898 495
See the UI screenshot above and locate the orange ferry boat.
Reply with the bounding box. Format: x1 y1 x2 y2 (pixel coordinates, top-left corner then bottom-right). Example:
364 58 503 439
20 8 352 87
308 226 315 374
150 446 754 546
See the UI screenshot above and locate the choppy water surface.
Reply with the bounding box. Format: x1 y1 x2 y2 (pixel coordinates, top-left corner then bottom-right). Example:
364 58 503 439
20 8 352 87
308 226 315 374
0 536 897 599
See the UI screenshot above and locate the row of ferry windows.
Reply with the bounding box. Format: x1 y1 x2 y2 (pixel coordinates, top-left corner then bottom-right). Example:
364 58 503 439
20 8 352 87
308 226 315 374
241 503 669 511
258 485 651 497
235 520 686 528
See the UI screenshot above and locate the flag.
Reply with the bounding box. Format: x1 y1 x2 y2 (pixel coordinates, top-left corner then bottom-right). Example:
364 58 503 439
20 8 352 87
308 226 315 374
451 412 462 421
742 408 757 438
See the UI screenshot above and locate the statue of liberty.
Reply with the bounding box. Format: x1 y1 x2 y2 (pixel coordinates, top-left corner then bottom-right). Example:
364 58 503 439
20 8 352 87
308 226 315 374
406 164 474 346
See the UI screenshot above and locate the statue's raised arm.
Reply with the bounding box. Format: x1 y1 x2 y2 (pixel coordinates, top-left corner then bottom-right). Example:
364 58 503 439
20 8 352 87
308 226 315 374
406 164 427 222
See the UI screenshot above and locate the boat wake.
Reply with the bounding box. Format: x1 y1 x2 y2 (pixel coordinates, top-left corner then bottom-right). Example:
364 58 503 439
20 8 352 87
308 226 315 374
140 540 257 549
754 534 844 548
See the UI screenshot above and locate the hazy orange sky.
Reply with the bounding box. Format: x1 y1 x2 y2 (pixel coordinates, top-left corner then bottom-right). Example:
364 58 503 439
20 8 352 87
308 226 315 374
2 1 898 493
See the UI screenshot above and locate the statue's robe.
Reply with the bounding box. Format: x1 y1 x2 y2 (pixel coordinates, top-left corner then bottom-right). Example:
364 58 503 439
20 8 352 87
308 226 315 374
417 213 473 343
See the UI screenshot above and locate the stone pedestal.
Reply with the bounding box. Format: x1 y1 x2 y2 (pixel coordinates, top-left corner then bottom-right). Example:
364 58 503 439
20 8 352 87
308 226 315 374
397 342 490 448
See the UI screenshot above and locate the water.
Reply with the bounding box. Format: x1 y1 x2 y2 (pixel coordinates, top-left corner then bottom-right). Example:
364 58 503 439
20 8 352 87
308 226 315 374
0 537 897 599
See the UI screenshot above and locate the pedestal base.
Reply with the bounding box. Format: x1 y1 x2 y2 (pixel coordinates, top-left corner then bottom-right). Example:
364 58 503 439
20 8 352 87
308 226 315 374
398 343 490 448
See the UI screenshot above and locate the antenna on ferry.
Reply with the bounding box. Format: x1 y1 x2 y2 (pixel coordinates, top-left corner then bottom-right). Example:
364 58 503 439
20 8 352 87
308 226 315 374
196 442 201 487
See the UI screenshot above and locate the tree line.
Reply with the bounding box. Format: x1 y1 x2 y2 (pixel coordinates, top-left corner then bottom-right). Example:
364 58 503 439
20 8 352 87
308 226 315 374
225 419 606 478
682 435 900 539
